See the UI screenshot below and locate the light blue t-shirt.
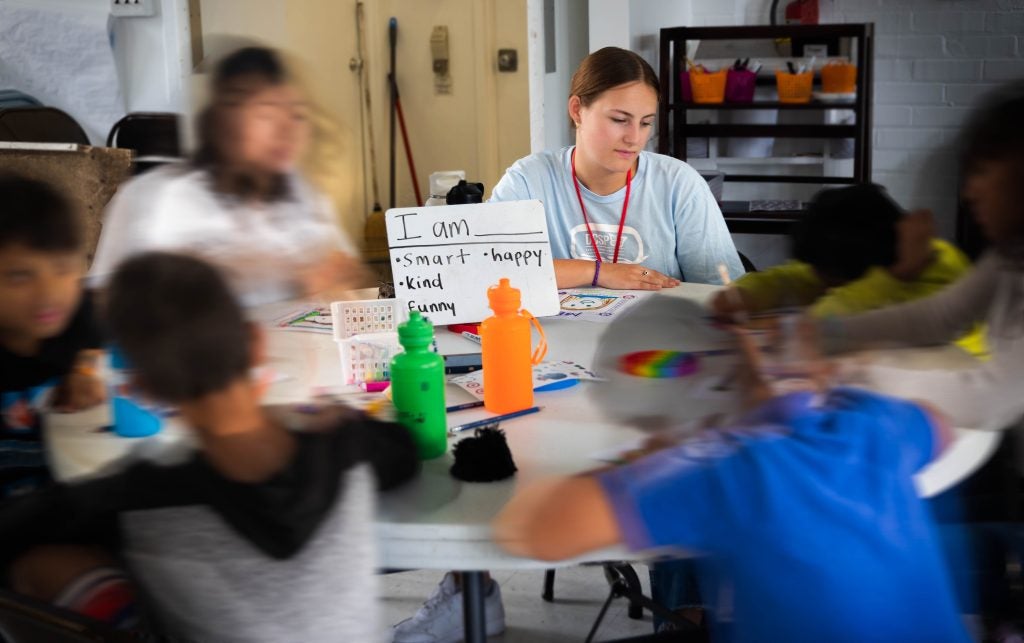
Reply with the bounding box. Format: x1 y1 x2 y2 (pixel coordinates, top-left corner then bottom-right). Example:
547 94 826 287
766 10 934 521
489 147 743 285
597 389 970 643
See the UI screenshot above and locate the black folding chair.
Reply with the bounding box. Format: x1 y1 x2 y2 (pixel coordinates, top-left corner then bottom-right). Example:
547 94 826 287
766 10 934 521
737 252 757 274
0 106 89 145
542 564 705 643
106 113 182 175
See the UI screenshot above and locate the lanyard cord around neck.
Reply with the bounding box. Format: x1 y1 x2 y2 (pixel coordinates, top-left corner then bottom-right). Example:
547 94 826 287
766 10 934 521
570 148 632 264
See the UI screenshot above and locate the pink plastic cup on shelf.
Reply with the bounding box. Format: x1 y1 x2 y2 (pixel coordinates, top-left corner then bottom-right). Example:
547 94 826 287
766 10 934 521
725 69 757 103
679 71 693 103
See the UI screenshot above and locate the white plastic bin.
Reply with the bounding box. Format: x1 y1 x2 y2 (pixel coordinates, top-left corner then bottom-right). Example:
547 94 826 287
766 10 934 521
331 299 408 386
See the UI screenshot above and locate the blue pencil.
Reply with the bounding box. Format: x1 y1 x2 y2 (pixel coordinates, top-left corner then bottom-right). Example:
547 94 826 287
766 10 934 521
448 406 541 435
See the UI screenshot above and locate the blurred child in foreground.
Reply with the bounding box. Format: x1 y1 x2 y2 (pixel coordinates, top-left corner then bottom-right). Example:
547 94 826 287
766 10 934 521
494 327 969 643
90 46 366 307
710 183 985 357
806 78 1024 641
2 252 419 640
0 174 105 499
809 84 1024 440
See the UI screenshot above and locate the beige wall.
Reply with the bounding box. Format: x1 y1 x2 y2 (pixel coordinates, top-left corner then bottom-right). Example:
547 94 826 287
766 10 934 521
493 0 531 166
358 0 530 207
197 0 529 253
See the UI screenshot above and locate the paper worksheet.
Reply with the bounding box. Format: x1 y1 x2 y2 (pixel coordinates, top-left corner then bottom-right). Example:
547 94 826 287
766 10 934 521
556 289 650 323
449 360 603 400
272 306 334 334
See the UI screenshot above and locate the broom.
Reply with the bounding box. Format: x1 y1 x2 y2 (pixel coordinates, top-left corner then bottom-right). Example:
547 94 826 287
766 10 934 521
359 3 389 271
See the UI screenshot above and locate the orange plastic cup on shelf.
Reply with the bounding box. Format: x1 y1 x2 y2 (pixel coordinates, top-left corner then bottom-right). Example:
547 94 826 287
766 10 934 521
821 60 857 94
775 70 813 104
690 69 728 104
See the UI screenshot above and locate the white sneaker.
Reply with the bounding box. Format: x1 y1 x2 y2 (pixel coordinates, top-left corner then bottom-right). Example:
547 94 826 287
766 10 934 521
391 573 506 643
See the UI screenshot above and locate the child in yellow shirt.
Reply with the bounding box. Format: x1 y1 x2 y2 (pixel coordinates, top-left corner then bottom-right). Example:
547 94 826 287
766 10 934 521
711 184 985 357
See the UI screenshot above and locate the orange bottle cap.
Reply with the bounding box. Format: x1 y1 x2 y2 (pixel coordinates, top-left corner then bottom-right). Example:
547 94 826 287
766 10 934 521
487 278 521 314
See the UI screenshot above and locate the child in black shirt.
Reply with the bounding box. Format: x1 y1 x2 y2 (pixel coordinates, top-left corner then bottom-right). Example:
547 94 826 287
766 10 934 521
2 252 419 639
0 174 104 498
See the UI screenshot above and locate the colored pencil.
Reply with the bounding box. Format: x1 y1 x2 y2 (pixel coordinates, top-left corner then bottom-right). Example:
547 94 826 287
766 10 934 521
446 400 485 413
448 406 541 435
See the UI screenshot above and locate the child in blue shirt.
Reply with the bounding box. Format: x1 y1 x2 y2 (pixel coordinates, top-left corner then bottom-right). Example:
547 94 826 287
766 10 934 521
494 333 970 643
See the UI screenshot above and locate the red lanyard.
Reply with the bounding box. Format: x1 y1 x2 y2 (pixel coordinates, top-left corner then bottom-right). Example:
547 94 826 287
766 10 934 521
571 148 632 264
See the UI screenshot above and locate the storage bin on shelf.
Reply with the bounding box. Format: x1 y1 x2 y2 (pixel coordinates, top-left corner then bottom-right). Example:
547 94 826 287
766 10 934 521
821 60 857 94
681 69 728 104
775 70 813 104
724 69 757 103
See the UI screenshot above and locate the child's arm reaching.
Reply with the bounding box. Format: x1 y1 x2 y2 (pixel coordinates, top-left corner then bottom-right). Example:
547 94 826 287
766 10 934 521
822 251 999 352
52 349 106 412
710 262 825 320
0 458 202 569
731 321 834 407
341 415 421 491
914 399 955 459
493 475 622 561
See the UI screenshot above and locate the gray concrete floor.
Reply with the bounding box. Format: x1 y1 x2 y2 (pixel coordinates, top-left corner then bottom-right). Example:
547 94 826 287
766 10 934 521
381 565 657 642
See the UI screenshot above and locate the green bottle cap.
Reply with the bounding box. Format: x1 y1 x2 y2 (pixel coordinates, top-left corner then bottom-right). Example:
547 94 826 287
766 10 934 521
398 310 435 349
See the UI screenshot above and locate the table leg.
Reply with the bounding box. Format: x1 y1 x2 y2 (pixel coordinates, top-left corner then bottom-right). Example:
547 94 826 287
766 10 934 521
462 571 487 643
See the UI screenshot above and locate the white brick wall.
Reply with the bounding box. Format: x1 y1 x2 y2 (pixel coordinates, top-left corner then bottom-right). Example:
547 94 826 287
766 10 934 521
688 0 1024 241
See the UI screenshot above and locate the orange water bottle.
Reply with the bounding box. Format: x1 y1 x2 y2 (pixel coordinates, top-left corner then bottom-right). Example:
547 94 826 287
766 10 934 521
480 278 547 414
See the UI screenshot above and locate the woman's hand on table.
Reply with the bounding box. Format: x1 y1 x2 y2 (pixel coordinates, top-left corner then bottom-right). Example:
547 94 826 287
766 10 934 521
553 259 679 290
596 263 680 290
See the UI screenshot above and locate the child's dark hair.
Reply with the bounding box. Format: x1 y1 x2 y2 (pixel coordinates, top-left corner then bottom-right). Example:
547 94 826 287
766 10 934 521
791 184 904 283
960 80 1024 170
105 252 251 403
0 173 82 253
194 46 293 200
212 46 288 94
570 47 659 128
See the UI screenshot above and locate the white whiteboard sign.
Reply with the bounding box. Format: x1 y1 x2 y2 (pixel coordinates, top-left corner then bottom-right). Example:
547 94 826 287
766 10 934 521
385 200 560 324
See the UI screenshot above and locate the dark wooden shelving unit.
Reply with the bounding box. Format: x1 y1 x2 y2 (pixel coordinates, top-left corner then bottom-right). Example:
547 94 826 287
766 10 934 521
658 24 874 235
670 101 858 111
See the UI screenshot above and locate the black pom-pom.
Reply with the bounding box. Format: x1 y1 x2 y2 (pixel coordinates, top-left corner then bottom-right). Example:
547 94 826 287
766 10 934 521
450 427 517 482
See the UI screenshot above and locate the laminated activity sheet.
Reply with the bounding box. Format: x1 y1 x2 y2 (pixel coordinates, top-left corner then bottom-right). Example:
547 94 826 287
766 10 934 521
556 289 650 323
449 360 603 400
272 306 334 334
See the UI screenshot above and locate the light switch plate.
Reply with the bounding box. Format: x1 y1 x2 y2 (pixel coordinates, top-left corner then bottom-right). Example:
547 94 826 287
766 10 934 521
497 49 518 72
111 0 156 18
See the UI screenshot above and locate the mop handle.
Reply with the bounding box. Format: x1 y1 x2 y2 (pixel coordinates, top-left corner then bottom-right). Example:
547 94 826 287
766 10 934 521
388 17 397 209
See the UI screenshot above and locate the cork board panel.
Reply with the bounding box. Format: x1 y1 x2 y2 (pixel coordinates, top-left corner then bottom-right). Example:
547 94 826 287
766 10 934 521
0 145 132 263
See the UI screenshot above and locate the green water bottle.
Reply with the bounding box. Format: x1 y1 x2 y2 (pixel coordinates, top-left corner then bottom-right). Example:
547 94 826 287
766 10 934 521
391 311 447 459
